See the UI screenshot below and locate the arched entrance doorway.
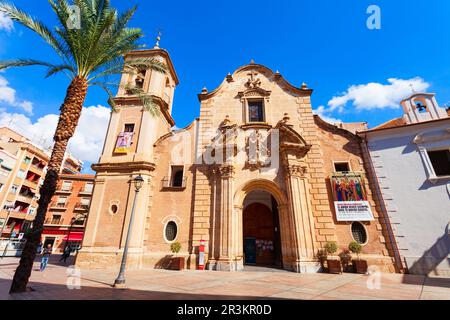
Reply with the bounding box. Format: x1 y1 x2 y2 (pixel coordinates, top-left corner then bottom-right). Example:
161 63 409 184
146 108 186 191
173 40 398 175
242 190 282 268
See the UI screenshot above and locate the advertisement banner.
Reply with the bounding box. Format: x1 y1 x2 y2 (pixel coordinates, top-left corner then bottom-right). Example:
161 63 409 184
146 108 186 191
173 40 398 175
330 172 374 221
114 132 134 154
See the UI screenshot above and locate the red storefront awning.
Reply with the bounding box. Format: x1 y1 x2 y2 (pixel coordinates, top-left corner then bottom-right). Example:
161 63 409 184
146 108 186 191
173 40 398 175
62 232 83 242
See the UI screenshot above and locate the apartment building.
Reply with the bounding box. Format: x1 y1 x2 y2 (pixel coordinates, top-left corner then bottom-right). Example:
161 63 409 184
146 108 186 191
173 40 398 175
42 174 94 252
0 127 85 239
0 127 49 237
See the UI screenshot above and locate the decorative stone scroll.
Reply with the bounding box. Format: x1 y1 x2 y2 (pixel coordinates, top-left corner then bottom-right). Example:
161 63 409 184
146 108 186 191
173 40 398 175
285 164 307 178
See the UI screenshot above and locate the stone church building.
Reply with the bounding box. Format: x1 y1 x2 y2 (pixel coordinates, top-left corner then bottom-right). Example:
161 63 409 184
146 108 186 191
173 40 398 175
76 46 397 273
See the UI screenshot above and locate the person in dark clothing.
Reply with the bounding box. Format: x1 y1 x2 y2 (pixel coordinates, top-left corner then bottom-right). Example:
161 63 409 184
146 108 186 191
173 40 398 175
59 246 71 263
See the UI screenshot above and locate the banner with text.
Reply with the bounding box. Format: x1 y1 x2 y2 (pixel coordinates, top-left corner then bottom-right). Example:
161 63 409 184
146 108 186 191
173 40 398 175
330 172 374 221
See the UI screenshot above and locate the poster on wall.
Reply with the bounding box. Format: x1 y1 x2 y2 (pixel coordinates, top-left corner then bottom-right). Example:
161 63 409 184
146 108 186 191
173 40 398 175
330 172 374 221
114 132 134 154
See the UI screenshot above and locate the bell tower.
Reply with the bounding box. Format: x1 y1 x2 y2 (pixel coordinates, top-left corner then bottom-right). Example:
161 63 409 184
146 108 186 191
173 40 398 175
77 43 179 269
400 92 448 124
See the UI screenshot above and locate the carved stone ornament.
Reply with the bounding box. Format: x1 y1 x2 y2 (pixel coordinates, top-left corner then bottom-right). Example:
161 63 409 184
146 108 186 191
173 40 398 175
220 165 235 178
285 164 307 178
246 70 262 89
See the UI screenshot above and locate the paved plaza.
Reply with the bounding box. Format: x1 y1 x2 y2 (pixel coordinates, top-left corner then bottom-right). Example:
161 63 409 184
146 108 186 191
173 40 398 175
0 256 449 300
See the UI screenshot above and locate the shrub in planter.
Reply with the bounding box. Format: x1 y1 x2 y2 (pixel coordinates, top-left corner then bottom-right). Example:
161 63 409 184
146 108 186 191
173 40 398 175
316 249 328 271
348 241 368 274
324 241 341 274
169 241 185 270
338 249 352 272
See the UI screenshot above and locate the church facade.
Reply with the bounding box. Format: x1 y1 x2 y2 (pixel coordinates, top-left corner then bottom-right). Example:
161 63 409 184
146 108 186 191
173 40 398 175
76 47 397 273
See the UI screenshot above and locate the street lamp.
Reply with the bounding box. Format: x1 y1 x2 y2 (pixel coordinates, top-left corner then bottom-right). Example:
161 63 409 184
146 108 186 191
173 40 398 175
114 175 144 287
64 217 77 253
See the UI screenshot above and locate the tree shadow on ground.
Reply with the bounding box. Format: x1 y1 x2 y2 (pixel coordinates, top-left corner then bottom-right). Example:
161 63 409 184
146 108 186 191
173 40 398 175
0 277 282 300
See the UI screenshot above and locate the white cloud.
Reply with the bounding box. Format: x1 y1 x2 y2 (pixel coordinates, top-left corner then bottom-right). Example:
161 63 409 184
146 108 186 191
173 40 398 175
0 12 13 32
328 77 430 111
313 105 342 125
0 75 34 114
0 105 111 163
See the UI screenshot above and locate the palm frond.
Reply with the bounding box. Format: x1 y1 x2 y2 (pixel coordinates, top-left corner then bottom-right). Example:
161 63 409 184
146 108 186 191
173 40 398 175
45 64 75 78
0 59 58 70
0 2 69 62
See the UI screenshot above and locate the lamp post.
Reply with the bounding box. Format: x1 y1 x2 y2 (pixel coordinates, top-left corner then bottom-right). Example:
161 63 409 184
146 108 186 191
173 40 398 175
64 217 76 253
114 175 144 288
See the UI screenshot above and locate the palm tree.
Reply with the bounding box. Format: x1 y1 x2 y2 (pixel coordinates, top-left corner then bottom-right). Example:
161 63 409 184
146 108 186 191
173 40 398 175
0 0 167 293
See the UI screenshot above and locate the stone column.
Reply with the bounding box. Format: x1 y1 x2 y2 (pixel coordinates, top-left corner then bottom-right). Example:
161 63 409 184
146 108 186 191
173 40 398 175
285 164 319 272
215 164 242 271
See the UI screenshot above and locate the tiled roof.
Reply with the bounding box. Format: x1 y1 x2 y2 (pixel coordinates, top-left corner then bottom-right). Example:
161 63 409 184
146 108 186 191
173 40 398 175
370 117 406 130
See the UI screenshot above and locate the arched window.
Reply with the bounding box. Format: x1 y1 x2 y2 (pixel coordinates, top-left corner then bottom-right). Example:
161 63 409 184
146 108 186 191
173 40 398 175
165 221 178 242
351 222 367 244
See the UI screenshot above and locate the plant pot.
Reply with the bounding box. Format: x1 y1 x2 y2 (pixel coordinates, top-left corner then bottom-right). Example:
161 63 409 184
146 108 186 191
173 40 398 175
341 262 352 273
327 259 342 274
352 259 368 274
169 257 185 270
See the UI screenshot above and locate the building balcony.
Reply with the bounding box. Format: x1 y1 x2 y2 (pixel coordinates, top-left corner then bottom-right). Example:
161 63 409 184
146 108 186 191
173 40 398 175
162 176 187 190
74 203 90 211
78 189 93 196
49 202 67 211
16 194 33 204
44 218 62 226
8 211 27 220
55 186 73 194
28 164 45 175
22 179 38 189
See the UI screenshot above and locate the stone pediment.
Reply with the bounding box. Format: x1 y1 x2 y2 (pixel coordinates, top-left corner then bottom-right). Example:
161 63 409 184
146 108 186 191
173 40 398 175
275 121 311 158
197 62 313 102
237 87 271 101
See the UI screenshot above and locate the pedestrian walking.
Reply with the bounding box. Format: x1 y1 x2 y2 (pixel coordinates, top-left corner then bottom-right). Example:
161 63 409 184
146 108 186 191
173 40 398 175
37 241 43 254
40 244 52 272
59 246 71 263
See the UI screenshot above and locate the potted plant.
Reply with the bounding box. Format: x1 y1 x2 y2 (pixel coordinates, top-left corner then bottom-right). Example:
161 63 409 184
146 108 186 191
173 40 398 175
349 241 368 274
316 249 328 271
169 241 185 270
338 249 352 272
324 241 341 274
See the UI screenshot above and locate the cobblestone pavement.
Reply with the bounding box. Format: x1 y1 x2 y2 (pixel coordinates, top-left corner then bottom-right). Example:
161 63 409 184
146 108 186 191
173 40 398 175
0 257 449 300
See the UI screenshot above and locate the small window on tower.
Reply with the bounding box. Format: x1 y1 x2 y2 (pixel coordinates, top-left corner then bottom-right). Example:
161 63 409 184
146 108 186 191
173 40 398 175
135 70 146 89
248 100 264 122
124 124 135 133
170 166 184 187
427 149 450 177
334 162 350 172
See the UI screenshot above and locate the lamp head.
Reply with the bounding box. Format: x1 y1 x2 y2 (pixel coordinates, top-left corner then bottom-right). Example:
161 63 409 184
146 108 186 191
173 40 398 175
134 175 144 191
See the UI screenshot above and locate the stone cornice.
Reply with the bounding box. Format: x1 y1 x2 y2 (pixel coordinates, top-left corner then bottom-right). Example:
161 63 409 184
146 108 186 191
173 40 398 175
113 95 175 127
197 63 313 102
314 114 361 142
92 161 156 173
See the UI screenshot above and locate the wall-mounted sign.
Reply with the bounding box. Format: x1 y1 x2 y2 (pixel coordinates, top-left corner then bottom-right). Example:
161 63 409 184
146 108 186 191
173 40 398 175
114 132 134 154
330 172 374 221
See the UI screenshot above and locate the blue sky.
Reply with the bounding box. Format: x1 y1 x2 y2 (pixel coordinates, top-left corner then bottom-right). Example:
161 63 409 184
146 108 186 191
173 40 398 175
0 0 450 171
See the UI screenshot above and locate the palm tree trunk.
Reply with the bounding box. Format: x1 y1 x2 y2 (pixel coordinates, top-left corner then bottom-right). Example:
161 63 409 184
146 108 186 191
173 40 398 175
9 76 87 294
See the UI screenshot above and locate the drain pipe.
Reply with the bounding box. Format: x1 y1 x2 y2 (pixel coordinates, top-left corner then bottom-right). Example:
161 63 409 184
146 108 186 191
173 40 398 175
360 135 405 273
